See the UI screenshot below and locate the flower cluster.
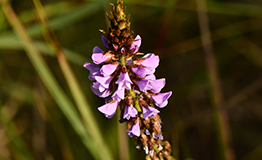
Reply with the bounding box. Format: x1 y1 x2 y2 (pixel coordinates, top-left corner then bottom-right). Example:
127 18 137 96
84 1 174 159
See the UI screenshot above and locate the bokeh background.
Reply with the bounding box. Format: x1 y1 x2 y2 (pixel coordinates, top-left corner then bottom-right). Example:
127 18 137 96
1 0 262 160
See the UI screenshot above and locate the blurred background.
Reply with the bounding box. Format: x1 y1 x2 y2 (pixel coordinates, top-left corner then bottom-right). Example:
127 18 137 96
1 0 262 160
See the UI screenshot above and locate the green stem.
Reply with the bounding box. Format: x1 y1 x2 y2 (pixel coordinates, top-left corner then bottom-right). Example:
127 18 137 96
129 88 143 119
120 54 126 66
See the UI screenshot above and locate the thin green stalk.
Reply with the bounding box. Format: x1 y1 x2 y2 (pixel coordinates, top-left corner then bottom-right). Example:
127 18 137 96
196 0 235 160
1 1 105 159
32 0 113 159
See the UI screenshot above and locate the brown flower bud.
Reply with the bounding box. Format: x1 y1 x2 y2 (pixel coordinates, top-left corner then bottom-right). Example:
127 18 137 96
121 65 128 73
143 118 150 128
153 121 161 134
139 98 148 108
126 96 133 106
141 133 148 147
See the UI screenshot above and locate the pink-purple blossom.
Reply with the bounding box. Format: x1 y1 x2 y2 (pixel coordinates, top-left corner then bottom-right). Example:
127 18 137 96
130 35 141 54
126 120 140 137
140 53 159 69
83 62 101 81
95 75 113 89
116 72 133 90
150 78 165 93
151 91 172 108
102 36 109 49
123 104 138 120
92 46 112 64
135 79 153 92
100 63 118 76
91 82 111 98
142 106 160 119
98 100 119 118
131 66 147 78
112 87 125 101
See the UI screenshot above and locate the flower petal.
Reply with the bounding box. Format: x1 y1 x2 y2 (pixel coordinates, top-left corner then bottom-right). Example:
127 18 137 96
95 76 113 89
123 104 138 120
142 106 159 119
83 62 101 81
126 121 140 137
102 36 109 49
132 66 147 78
92 46 111 64
100 63 118 76
112 87 125 101
135 79 152 92
151 91 172 108
150 78 165 93
98 101 118 118
116 72 133 90
141 54 159 69
91 83 111 98
130 35 141 54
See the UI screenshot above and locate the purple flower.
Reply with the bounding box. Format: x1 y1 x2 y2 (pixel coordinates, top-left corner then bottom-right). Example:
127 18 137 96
116 72 133 90
83 62 101 81
133 54 159 76
126 121 140 137
140 53 159 69
95 75 113 89
131 66 147 78
151 91 172 108
100 63 118 76
135 75 165 93
112 87 125 101
91 82 111 98
135 79 153 92
130 35 141 54
92 46 112 64
123 104 138 120
150 78 165 93
144 74 156 80
142 106 160 119
98 100 118 118
102 36 109 49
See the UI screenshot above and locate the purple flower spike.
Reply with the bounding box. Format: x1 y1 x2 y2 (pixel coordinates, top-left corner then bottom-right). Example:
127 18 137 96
130 35 141 54
142 106 160 119
92 46 111 64
151 91 172 108
123 104 138 120
151 78 166 93
102 36 109 49
83 62 101 81
141 53 159 69
126 121 140 137
98 100 119 118
100 63 118 76
135 79 153 92
132 66 147 78
112 87 125 101
116 72 133 90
